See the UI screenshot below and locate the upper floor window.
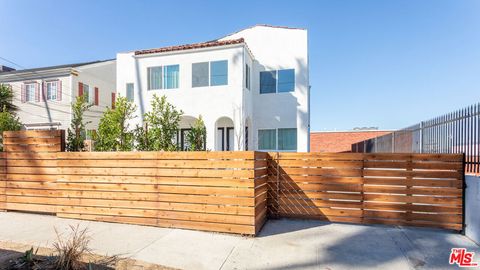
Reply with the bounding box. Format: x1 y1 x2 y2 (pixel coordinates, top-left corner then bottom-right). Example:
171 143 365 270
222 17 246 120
260 69 295 94
260 71 276 94
25 83 36 102
147 66 162 90
46 81 57 100
83 83 91 102
192 62 209 87
210 60 228 86
245 64 251 90
164 65 180 89
191 60 228 87
126 83 134 101
147 65 179 90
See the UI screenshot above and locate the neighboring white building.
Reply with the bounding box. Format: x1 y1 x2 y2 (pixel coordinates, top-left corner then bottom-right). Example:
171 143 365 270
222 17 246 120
0 60 116 132
117 25 310 152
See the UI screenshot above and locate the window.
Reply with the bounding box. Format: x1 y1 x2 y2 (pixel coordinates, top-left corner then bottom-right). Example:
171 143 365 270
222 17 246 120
245 64 250 90
164 65 179 89
25 83 35 102
260 69 295 94
278 69 295 92
192 62 209 87
260 71 276 94
258 129 276 150
83 84 91 102
126 83 134 101
46 81 57 100
210 60 228 86
148 66 162 90
278 128 297 150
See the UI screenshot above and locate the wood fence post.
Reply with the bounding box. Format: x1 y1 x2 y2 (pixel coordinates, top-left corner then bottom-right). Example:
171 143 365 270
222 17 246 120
275 152 280 218
405 154 413 223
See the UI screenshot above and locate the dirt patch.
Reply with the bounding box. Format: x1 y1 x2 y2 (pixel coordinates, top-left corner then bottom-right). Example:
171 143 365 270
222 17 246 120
0 241 176 270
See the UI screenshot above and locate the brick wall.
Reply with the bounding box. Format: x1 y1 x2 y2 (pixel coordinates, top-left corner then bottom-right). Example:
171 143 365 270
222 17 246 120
310 131 392 152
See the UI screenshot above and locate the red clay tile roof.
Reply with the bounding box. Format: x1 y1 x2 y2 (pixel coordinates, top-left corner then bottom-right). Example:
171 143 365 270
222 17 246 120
135 38 245 56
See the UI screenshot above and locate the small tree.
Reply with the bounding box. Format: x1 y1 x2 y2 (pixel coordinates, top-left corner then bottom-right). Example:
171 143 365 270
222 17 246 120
133 124 152 151
0 84 17 113
186 115 206 151
95 97 136 151
66 95 92 151
0 106 22 151
139 94 182 151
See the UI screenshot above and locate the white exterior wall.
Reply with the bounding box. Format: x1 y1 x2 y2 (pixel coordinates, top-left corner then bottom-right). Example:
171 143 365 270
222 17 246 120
8 76 72 129
0 60 115 131
116 25 309 152
117 45 246 151
72 61 117 131
465 175 480 245
221 26 310 152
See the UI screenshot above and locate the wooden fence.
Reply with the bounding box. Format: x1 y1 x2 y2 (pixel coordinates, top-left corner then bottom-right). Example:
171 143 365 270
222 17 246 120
0 131 268 235
0 131 466 234
267 152 464 231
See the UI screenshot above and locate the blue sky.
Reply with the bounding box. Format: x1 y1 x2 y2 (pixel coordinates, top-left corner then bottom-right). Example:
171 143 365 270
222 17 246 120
1 0 479 131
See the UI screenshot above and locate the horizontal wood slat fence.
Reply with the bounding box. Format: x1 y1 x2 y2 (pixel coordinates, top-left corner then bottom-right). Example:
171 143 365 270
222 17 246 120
0 131 465 234
267 152 464 231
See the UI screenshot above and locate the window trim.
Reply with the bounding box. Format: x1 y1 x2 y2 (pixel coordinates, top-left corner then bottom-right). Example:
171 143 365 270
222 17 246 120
46 81 58 101
25 83 36 102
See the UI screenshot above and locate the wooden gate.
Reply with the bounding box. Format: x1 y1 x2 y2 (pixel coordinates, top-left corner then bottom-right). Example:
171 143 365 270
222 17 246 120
267 152 464 231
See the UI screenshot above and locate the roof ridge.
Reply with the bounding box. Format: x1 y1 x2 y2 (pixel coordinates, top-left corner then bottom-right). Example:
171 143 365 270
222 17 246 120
134 38 245 56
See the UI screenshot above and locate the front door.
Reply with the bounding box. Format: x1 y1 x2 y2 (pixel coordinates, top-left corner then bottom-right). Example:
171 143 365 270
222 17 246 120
217 127 234 151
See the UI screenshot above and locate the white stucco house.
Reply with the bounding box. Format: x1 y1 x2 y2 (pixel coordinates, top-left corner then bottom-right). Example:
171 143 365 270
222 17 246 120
0 60 116 132
117 25 310 152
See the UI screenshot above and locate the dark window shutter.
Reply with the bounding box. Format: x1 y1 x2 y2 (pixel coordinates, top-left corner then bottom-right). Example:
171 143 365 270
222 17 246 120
78 82 83 96
21 84 26 103
57 80 62 101
35 82 40 102
94 87 99 105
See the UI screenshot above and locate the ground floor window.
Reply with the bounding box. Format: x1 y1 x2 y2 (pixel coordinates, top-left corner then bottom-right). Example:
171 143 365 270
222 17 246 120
278 128 297 150
258 128 297 151
258 129 277 150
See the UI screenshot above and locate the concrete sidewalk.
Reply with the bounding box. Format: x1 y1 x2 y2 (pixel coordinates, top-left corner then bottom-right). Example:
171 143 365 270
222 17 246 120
0 212 478 270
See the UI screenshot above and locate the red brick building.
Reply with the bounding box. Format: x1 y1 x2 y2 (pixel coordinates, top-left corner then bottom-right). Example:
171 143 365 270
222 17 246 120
310 130 392 152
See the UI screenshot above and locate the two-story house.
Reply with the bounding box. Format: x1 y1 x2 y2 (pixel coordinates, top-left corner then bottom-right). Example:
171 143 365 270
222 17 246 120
117 25 309 151
0 60 116 132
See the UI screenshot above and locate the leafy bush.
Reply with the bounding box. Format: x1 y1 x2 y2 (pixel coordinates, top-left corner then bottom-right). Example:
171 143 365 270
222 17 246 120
95 97 136 151
0 106 22 151
66 95 92 152
186 115 206 151
0 83 17 112
136 94 182 151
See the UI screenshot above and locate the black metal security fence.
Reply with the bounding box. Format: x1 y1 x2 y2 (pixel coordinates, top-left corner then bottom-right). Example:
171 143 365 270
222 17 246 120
352 102 480 174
